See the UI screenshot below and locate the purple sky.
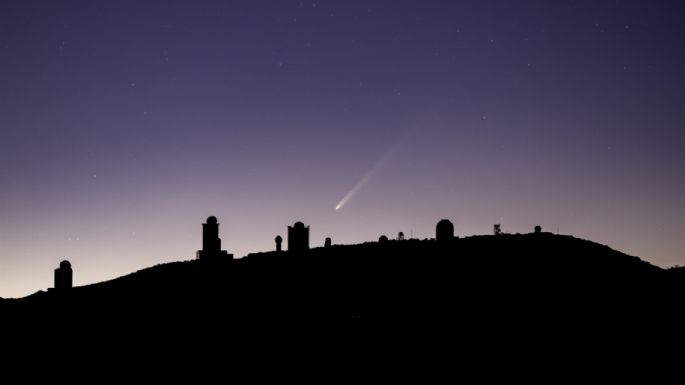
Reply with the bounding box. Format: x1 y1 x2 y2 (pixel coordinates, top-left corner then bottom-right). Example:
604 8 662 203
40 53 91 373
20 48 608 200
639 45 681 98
2 0 684 298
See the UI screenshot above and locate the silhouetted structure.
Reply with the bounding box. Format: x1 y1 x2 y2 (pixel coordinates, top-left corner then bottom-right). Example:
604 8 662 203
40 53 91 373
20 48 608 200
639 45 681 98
436 219 454 242
288 221 309 253
494 224 502 235
325 237 332 248
535 225 542 234
379 235 388 243
275 235 283 252
196 216 233 260
397 232 405 241
54 260 72 290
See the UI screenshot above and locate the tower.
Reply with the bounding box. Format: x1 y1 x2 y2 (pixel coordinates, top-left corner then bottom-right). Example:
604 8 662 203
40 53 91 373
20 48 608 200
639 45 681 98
54 260 72 290
288 221 309 253
203 216 221 253
196 216 233 260
275 235 283 252
436 219 454 242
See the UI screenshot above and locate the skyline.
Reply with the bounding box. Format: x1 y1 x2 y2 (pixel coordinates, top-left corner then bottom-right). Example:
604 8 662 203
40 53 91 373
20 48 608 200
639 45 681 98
2 0 685 298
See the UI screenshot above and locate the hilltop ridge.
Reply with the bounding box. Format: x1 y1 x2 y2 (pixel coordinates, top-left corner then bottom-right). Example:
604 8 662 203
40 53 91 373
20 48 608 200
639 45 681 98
2 233 671 317
4 231 685 366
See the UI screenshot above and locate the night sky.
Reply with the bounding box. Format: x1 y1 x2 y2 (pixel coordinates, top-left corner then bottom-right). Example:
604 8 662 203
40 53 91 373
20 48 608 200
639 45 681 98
2 0 684 298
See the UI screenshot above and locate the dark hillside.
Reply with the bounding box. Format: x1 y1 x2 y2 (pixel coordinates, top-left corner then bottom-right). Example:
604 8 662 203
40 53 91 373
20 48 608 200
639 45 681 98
3 233 683 363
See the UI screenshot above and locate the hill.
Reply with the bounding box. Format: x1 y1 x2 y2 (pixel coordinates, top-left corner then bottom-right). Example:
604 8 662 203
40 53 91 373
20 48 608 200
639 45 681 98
1 233 675 315
2 232 685 362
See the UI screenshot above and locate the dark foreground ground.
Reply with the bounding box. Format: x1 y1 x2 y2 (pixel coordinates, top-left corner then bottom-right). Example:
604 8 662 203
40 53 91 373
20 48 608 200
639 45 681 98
3 233 684 372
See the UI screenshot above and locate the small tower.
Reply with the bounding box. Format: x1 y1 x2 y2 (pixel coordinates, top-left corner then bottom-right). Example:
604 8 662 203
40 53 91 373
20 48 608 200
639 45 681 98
196 216 233 260
324 237 332 248
275 235 283 252
534 225 542 234
494 224 502 235
397 232 405 241
288 221 309 253
436 219 454 242
54 260 72 290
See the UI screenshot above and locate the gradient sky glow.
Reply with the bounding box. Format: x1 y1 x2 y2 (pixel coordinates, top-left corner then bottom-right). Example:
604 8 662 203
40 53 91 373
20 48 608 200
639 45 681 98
2 0 684 298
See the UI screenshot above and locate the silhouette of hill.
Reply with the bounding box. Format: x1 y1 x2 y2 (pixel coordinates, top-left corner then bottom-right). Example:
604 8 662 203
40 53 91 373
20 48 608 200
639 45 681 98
2 232 684 365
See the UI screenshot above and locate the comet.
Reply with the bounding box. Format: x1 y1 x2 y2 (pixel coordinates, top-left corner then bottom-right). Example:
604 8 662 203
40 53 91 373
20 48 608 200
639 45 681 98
335 158 386 210
335 132 411 211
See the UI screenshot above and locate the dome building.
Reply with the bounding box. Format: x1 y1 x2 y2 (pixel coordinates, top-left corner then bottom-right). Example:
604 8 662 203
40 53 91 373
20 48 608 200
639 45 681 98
436 219 454 242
